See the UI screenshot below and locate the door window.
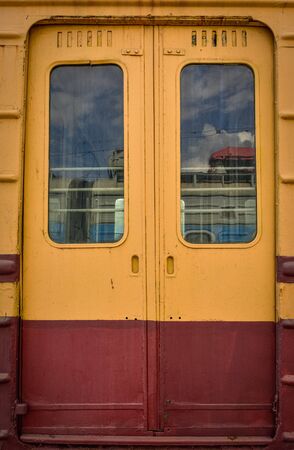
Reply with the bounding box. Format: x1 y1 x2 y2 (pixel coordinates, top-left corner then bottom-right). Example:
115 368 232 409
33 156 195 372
180 64 256 244
49 64 124 244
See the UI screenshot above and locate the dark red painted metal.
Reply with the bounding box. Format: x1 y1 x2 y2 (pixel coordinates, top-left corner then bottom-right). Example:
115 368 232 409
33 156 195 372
22 320 276 439
282 319 294 329
0 319 291 449
278 320 294 440
21 320 148 435
0 317 19 446
146 319 160 431
20 433 273 446
159 321 275 436
0 254 20 282
277 256 294 283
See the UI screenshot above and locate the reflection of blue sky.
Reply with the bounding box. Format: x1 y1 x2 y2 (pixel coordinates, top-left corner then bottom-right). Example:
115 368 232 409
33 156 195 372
181 65 255 167
50 65 123 177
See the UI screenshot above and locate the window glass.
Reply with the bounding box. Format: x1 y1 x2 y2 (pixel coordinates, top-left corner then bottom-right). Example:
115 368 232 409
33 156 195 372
180 64 256 244
49 65 124 244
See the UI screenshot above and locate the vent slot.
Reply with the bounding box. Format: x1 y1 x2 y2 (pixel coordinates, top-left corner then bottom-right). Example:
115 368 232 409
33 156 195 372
56 30 113 48
191 29 248 47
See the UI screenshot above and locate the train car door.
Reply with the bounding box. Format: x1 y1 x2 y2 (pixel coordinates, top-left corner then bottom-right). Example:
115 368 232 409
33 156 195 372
22 25 151 436
22 24 276 443
158 26 276 437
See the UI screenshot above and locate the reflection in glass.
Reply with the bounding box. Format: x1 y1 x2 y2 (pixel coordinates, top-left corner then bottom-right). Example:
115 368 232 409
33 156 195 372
180 64 256 244
48 65 124 244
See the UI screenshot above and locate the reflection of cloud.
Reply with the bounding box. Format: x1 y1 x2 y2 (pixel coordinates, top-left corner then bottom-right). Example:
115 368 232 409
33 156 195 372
181 65 255 167
50 65 124 168
202 123 216 136
238 131 254 144
181 65 254 127
182 123 255 167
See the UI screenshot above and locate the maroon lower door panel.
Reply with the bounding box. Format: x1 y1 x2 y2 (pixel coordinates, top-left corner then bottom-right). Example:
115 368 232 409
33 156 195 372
159 321 276 436
21 320 147 435
21 320 275 437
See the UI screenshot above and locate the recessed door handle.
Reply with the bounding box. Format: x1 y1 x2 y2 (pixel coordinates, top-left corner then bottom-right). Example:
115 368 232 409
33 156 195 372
166 256 174 275
131 255 139 274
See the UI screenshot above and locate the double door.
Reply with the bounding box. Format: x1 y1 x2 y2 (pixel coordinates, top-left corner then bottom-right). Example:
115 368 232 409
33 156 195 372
22 24 275 441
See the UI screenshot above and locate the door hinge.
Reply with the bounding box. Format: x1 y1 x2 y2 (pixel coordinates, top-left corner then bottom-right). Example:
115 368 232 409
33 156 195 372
15 402 28 416
121 48 143 56
164 48 185 56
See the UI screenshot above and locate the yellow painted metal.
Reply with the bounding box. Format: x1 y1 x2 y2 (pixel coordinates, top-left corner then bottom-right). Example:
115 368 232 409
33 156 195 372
0 1 294 320
23 24 275 322
277 44 294 256
0 284 19 316
0 45 24 254
158 26 275 322
23 26 147 320
279 284 294 319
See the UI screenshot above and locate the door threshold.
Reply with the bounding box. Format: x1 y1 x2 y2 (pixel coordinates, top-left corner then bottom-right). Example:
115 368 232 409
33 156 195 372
20 434 273 446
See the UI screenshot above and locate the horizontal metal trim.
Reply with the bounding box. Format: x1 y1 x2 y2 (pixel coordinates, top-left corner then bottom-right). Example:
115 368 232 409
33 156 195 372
281 374 294 385
0 173 18 182
0 254 20 282
22 319 276 325
279 112 294 120
0 373 11 384
280 176 294 184
37 15 261 26
0 109 20 119
15 403 28 416
0 0 293 7
0 317 14 327
283 432 294 442
20 434 273 446
282 319 294 329
165 402 273 410
277 256 294 282
28 402 144 411
0 259 17 275
280 33 294 40
0 32 23 39
0 430 9 440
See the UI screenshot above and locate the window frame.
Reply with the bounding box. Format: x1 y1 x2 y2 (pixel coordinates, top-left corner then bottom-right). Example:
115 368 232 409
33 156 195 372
176 60 262 249
43 60 129 249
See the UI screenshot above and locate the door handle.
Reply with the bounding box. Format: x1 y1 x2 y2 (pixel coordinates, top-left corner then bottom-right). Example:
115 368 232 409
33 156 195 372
131 255 139 274
166 256 174 275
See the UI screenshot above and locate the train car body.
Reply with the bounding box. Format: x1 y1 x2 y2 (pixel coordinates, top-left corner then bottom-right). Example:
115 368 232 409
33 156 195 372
0 1 294 449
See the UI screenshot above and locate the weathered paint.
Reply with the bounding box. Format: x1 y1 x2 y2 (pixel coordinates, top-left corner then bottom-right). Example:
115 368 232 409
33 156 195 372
0 0 294 448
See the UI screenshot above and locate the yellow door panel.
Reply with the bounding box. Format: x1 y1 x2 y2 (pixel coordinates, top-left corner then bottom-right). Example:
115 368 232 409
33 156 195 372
158 26 275 322
24 26 147 321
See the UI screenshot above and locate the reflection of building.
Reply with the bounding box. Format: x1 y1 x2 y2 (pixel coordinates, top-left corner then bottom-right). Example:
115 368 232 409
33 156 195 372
209 146 255 170
181 147 256 244
108 149 124 181
208 147 255 183
49 155 124 244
